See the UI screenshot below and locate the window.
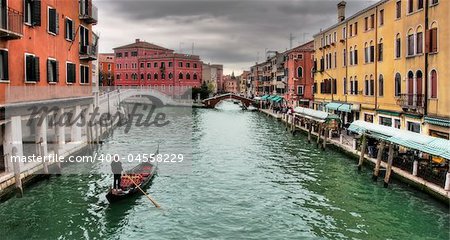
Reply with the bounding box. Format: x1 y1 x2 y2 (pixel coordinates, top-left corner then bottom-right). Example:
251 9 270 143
370 41 375 63
343 49 347 66
0 50 8 81
364 43 369 63
168 62 173 67
354 47 358 65
147 73 151 80
161 62 165 68
140 73 144 80
407 29 415 56
379 9 384 26
364 114 374 123
193 73 198 80
418 0 424 10
396 1 402 19
365 17 368 31
297 86 304 95
430 70 437 98
179 73 183 79
80 65 89 84
364 76 369 95
395 73 401 96
47 7 58 35
186 73 191 80
370 75 374 96
370 14 375 29
408 0 414 13
79 26 89 54
297 67 303 78
395 34 401 58
161 73 166 80
354 22 358 35
179 62 183 67
124 52 128 57
186 63 190 68
24 0 41 26
66 62 76 84
154 62 158 68
416 31 423 54
131 51 138 57
349 24 353 37
394 119 401 129
47 59 58 83
431 0 438 5
343 77 347 94
429 24 438 53
154 73 158 80
193 63 197 68
116 74 120 80
25 54 40 82
169 73 173 79
407 121 421 133
342 27 347 39
140 63 144 68
378 40 383 61
379 74 384 96
349 47 353 65
379 116 392 127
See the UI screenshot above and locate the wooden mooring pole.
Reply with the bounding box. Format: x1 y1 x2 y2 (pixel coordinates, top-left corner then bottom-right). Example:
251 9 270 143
316 124 322 148
11 147 23 197
384 144 395 188
357 134 367 171
308 123 312 143
372 141 385 181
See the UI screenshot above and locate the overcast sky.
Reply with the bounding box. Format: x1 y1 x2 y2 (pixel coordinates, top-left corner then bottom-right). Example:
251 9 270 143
95 0 378 75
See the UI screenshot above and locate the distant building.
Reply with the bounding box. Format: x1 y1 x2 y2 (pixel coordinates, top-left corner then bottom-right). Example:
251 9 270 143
202 63 223 93
284 41 315 107
99 53 115 86
239 71 251 97
223 73 239 94
113 39 203 90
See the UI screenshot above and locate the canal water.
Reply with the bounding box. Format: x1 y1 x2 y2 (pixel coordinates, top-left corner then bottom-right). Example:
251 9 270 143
0 102 448 239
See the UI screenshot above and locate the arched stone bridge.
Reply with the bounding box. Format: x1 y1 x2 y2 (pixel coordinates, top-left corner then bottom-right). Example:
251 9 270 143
202 93 255 108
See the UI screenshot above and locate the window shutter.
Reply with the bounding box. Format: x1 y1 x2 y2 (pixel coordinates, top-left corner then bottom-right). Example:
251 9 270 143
431 28 438 52
64 19 68 39
47 59 51 82
34 56 40 82
354 50 358 64
425 29 430 53
55 60 59 82
55 12 59 34
3 51 8 80
32 0 41 26
370 46 375 62
72 22 76 40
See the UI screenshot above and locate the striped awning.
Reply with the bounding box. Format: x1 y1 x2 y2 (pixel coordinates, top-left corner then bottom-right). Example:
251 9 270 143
337 104 352 113
326 102 342 111
425 116 450 127
326 102 352 113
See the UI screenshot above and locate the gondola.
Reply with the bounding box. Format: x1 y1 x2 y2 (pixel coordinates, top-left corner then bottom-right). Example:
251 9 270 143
106 161 157 203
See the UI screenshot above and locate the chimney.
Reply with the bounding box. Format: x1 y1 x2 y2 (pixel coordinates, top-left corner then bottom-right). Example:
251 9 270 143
337 1 346 22
135 38 140 43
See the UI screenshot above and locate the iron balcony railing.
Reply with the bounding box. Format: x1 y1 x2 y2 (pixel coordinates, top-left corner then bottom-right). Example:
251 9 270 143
0 7 23 40
396 94 425 109
79 0 98 24
79 43 98 60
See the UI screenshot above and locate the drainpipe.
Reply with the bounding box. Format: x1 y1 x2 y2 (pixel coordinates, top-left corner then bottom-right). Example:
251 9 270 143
345 21 348 103
374 6 378 111
424 0 429 116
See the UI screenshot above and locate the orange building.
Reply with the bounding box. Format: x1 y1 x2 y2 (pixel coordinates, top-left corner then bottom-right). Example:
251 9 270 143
99 53 115 86
0 0 98 104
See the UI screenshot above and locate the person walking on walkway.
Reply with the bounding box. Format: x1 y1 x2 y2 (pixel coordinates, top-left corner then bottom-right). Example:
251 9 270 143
111 156 123 190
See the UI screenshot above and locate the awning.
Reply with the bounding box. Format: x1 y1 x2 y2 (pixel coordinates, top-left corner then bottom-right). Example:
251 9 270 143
337 104 352 113
294 107 341 123
267 95 276 100
377 109 401 117
425 116 450 127
348 120 450 160
326 102 342 111
261 95 269 100
274 96 284 103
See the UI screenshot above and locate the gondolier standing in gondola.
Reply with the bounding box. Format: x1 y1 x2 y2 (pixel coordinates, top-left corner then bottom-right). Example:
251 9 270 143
111 156 123 190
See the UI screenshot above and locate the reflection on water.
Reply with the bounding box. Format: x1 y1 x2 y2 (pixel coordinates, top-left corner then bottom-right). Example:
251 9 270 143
0 102 448 239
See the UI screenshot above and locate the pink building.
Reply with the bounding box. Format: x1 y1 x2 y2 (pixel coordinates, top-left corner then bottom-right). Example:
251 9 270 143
114 39 202 89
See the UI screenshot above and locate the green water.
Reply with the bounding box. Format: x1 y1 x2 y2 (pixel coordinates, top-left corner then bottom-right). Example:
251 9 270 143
0 103 448 239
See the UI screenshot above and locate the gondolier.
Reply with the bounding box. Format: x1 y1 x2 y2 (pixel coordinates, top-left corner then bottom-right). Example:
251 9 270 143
111 156 123 189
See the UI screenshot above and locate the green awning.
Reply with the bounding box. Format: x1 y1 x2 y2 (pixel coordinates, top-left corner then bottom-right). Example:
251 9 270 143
349 120 450 160
261 95 269 100
377 110 401 117
274 96 283 103
425 116 450 127
267 95 276 100
294 107 341 123
404 113 422 119
326 102 342 111
337 104 352 113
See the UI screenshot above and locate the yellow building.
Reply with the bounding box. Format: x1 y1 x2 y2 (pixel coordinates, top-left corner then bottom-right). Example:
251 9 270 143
313 0 449 139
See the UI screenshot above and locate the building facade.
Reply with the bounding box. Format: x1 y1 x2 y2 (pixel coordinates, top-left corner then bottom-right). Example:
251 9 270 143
284 41 315 107
202 63 223 94
313 0 449 138
114 39 203 91
223 74 239 94
99 53 115 86
239 70 251 97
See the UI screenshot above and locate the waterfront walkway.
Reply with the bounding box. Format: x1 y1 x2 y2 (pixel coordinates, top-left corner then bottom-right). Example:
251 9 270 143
259 108 450 202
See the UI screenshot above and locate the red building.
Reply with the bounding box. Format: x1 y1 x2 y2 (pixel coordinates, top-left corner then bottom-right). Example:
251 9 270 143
284 41 314 107
99 53 115 86
0 0 98 103
113 39 202 90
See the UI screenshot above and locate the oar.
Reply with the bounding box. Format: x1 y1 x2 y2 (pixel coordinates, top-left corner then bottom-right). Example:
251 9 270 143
125 174 161 208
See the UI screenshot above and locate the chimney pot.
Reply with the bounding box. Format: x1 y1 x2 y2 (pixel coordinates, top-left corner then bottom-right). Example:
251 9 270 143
337 1 346 22
136 39 140 43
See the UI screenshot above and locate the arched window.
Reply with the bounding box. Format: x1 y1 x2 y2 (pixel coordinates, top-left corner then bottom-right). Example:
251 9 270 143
430 70 437 98
343 77 347 95
140 74 144 80
186 73 191 80
116 74 120 80
353 45 358 65
354 77 358 95
378 38 383 61
125 74 128 80
370 75 374 96
364 75 369 95
193 73 198 80
407 71 414 97
378 74 384 96
147 73 151 80
407 28 415 56
429 21 438 53
161 73 166 80
154 73 158 80
297 67 303 78
364 42 369 63
179 73 184 80
395 73 401 96
350 77 353 94
416 25 423 54
169 73 173 79
349 47 353 65
369 40 374 63
416 70 423 95
395 34 401 58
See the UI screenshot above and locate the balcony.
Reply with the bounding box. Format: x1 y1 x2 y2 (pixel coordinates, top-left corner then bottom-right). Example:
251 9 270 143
0 7 23 40
396 94 425 111
79 43 98 60
79 0 98 24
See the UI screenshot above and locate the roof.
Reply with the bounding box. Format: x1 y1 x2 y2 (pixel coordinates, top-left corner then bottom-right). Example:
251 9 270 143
313 0 389 37
294 107 341 123
286 40 315 54
114 40 172 51
348 120 450 160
